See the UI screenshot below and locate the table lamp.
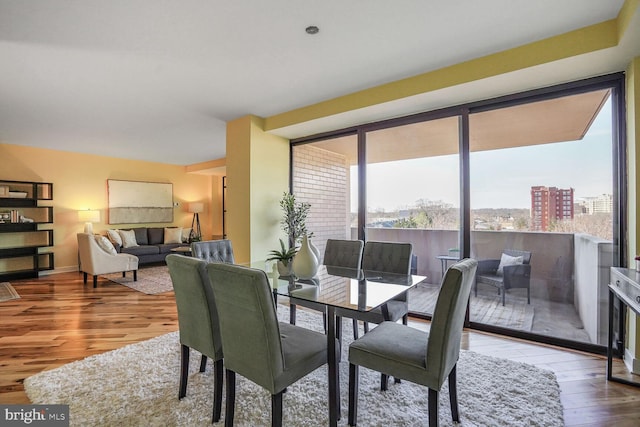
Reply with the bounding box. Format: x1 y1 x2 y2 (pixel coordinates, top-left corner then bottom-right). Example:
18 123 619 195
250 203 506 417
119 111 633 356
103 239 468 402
188 202 203 241
78 209 100 234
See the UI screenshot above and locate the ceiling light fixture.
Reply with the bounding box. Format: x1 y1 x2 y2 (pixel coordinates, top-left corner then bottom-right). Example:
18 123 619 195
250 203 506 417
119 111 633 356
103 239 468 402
305 25 319 35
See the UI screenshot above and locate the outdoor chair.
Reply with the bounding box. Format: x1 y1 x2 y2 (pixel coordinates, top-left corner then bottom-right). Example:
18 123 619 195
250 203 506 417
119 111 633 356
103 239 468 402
166 254 223 423
475 249 532 306
347 258 478 427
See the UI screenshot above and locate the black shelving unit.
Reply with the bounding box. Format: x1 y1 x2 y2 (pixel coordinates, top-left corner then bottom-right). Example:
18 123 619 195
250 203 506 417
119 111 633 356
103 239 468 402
0 180 54 280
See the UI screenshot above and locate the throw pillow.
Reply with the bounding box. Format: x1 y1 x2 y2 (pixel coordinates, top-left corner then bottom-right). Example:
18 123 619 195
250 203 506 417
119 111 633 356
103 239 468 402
181 228 192 243
496 253 524 276
164 227 183 244
106 229 122 246
118 229 138 248
95 235 117 255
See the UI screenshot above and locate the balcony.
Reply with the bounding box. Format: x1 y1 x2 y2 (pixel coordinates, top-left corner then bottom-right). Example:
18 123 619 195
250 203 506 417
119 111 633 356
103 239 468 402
360 227 612 346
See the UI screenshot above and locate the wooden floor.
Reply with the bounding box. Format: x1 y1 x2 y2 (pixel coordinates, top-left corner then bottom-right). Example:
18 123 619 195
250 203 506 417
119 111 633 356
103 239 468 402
2 272 640 425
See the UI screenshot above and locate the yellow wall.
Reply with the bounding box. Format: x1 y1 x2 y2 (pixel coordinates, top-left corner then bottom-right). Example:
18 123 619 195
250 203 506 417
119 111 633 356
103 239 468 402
225 115 289 263
0 143 214 272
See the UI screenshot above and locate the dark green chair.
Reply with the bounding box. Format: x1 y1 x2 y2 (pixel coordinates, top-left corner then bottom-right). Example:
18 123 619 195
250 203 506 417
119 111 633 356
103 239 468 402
337 241 413 340
206 263 330 427
347 258 478 427
166 254 223 423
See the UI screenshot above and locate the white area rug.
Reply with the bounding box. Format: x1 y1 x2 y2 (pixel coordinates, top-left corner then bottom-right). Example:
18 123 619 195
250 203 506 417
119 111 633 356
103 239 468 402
102 265 173 294
24 306 563 426
0 282 20 302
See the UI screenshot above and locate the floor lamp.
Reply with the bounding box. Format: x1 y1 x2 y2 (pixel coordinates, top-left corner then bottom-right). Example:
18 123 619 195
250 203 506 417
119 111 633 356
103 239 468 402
188 202 203 241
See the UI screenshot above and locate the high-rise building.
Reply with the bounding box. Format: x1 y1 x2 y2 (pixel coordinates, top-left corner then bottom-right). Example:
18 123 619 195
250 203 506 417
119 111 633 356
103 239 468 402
530 186 574 231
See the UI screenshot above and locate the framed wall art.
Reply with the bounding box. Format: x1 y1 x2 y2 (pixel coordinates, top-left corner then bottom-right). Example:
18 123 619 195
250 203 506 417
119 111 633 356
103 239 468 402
107 179 173 224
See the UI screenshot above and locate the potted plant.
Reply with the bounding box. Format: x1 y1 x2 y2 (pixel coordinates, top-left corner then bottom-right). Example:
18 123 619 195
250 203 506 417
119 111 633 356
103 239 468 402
269 193 316 276
267 238 297 276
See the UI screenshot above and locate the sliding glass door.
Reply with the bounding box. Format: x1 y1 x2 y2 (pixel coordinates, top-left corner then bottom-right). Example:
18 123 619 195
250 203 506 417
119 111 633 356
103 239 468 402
291 73 624 351
363 116 460 317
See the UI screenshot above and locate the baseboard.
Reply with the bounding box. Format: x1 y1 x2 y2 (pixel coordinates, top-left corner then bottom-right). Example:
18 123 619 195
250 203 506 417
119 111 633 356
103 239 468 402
40 266 80 276
624 347 640 375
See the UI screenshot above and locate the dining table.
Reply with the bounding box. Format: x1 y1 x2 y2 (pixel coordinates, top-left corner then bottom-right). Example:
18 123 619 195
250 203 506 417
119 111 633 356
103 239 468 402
267 263 426 427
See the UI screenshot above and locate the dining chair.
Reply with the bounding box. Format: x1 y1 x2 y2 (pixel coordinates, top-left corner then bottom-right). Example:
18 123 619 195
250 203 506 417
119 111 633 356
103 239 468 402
289 239 364 330
206 263 330 427
190 239 235 263
337 240 413 340
347 258 478 427
166 254 224 423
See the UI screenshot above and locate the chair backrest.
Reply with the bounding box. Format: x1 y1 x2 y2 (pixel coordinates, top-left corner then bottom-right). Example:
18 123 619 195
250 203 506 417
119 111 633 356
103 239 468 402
361 241 413 274
191 239 235 264
426 258 478 387
206 263 284 393
323 239 364 269
166 254 222 361
504 249 531 265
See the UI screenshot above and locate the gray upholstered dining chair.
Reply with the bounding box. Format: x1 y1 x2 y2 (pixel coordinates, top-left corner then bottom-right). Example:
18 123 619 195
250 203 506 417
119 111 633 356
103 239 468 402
337 240 413 340
206 263 330 427
347 258 478 427
190 239 235 263
166 254 224 423
289 239 364 329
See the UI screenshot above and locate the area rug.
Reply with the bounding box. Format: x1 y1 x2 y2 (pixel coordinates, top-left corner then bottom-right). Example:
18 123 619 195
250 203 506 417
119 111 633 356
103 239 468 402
24 306 563 426
102 265 173 295
0 282 20 302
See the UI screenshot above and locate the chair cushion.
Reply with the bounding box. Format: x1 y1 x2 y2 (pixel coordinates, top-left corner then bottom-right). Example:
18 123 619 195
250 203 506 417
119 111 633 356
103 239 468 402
476 274 503 287
95 235 117 255
496 253 523 276
349 321 436 387
277 322 329 393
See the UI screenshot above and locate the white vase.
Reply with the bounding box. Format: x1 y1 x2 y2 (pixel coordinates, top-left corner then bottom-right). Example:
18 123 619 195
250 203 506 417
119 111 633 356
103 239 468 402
292 235 318 279
309 236 321 263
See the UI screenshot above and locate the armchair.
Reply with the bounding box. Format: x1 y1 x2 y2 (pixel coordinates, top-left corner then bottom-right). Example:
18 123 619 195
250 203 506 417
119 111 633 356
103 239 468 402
77 233 138 288
475 249 532 306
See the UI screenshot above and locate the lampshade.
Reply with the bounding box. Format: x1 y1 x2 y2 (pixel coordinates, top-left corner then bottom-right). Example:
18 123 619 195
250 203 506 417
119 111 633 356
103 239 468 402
78 209 100 234
188 202 204 213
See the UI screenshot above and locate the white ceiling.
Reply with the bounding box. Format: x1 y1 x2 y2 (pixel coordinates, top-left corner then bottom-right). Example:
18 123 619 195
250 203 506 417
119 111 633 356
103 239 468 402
0 0 633 166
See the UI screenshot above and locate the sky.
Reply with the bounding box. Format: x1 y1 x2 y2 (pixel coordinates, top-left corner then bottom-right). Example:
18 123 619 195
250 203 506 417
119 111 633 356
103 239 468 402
353 97 613 211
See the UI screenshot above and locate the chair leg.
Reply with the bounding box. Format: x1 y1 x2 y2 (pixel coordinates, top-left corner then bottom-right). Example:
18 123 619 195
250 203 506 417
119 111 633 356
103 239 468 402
363 322 369 334
352 319 359 340
448 364 459 423
83 272 88 284
179 345 189 399
502 287 506 306
199 355 207 372
348 363 359 426
428 388 439 427
289 304 297 325
272 391 284 427
402 314 408 325
527 287 531 304
212 359 223 423
322 311 328 334
133 270 137 282
225 370 236 427
93 275 98 288
122 271 126 278
380 374 388 391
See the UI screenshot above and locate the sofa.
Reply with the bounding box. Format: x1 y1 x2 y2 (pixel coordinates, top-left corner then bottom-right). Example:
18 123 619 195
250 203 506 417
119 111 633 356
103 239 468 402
106 227 190 265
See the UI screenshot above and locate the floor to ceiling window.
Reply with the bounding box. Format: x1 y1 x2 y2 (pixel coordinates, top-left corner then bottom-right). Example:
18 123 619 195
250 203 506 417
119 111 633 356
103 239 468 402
290 73 624 352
